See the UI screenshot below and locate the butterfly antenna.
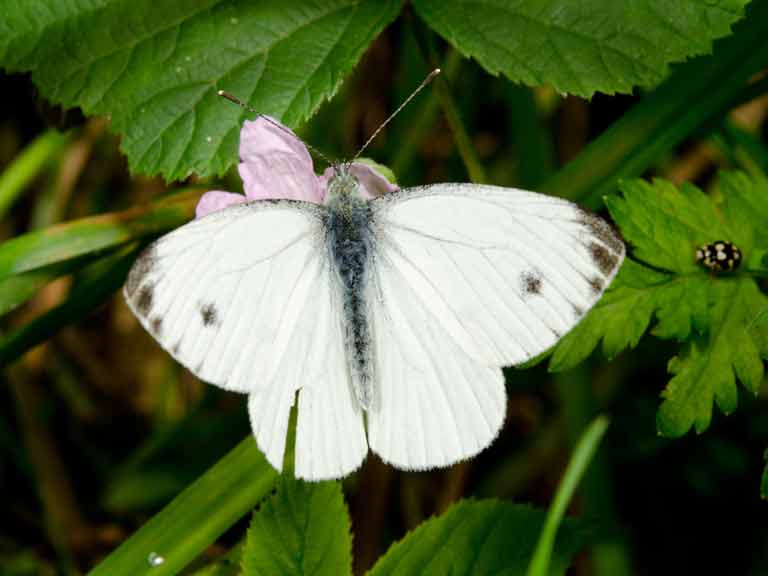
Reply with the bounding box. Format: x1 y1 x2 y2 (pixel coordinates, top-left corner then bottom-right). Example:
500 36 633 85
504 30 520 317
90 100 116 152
351 68 441 163
217 89 335 168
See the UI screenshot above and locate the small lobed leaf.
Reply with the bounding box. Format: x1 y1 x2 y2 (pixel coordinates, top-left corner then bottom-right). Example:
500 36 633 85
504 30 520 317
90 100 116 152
549 260 668 372
412 0 750 98
606 178 735 273
0 1 400 181
551 172 768 436
657 279 767 436
242 477 352 576
368 500 585 576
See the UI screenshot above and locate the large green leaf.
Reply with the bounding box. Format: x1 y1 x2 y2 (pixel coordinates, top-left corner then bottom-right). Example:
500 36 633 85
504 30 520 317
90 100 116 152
413 0 750 98
368 500 585 576
541 0 768 206
242 478 352 576
0 1 400 180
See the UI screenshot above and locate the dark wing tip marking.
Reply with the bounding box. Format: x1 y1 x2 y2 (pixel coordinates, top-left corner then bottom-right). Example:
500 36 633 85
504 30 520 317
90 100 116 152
579 210 624 255
125 245 157 297
135 284 154 317
589 242 620 276
520 270 543 296
200 302 218 326
589 275 604 295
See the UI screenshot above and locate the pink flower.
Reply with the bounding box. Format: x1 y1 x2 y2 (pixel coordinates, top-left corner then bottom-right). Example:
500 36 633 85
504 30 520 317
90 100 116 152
196 116 399 218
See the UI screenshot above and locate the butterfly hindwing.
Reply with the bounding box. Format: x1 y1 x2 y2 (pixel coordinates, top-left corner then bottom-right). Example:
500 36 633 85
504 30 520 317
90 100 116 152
367 251 507 469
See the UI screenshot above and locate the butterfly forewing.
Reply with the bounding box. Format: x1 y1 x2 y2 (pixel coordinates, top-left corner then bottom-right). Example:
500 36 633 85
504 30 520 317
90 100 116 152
364 184 624 468
124 200 367 479
371 184 624 366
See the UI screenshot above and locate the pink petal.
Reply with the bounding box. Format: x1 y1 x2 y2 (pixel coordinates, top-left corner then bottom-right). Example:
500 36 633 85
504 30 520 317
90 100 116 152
195 190 247 219
319 163 400 200
238 117 324 203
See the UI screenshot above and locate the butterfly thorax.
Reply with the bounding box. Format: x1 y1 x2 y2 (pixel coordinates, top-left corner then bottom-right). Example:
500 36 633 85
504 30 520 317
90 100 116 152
325 170 375 411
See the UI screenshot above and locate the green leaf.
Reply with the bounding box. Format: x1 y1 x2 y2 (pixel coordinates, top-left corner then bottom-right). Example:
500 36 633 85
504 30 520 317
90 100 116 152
90 437 278 576
369 500 585 576
242 478 352 576
0 189 198 281
0 1 399 181
412 0 749 98
550 172 768 437
542 0 768 207
606 178 740 273
657 279 766 436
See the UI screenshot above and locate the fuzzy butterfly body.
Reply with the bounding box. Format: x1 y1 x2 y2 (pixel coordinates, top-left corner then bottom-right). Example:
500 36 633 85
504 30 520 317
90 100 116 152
123 117 625 480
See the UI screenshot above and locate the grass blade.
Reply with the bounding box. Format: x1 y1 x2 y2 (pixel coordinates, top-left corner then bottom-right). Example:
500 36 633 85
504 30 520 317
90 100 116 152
89 438 278 576
0 189 199 281
526 415 610 576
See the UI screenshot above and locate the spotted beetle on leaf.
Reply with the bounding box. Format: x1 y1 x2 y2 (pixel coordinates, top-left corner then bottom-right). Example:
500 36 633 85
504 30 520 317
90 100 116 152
695 240 742 272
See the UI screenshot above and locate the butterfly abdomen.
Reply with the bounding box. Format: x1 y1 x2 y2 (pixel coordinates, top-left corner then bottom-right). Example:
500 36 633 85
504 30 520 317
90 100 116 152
326 196 375 411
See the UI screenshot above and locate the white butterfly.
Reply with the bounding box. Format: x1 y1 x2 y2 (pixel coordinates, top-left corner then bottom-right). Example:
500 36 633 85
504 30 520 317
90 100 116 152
123 115 624 481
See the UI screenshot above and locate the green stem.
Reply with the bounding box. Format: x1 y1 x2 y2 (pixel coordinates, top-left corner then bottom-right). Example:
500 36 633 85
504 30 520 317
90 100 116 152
411 20 487 183
89 437 277 576
0 130 69 220
525 415 610 576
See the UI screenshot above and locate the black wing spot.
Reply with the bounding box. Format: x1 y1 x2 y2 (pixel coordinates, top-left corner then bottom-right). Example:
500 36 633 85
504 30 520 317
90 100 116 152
589 276 604 295
520 270 543 296
135 284 154 317
150 316 163 335
589 242 619 276
572 304 584 318
200 302 218 326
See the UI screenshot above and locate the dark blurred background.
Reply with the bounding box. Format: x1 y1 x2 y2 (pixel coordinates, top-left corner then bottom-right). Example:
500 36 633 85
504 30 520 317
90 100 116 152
1 21 768 576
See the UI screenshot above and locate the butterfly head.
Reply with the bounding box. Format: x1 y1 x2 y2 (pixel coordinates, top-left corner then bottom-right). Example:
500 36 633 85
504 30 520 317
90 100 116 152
325 162 363 204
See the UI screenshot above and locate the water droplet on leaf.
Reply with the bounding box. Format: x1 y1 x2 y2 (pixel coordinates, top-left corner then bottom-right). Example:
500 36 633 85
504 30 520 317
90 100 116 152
147 552 164 567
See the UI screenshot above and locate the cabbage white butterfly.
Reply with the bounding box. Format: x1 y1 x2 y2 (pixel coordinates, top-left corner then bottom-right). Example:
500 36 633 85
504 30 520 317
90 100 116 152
124 73 624 480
